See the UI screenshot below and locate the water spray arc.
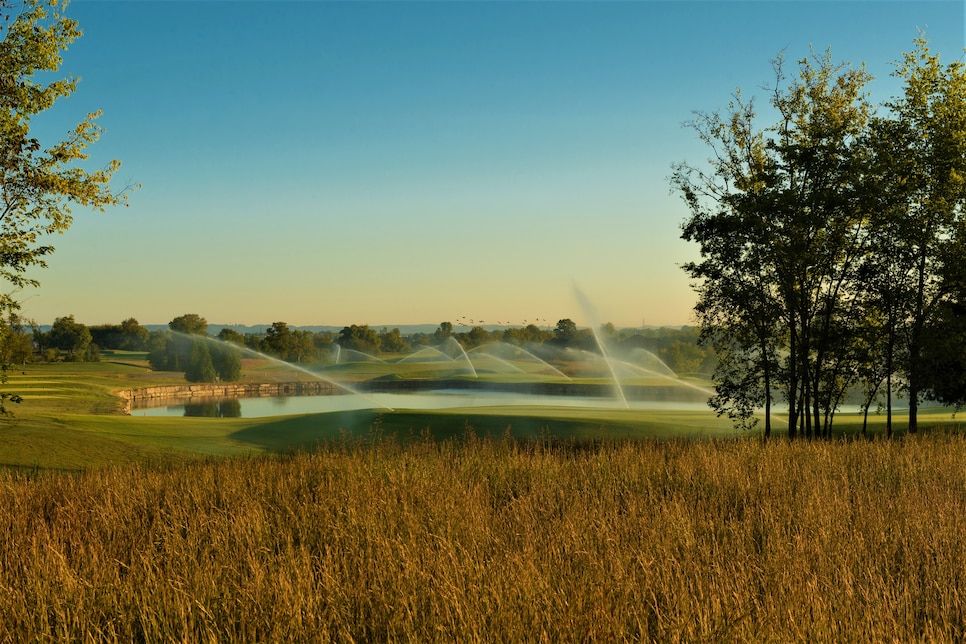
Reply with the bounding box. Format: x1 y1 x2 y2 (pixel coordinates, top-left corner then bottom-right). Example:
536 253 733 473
172 332 394 411
136 291 725 422
438 337 479 378
466 347 527 374
337 348 387 364
590 328 630 408
397 346 454 363
573 286 630 408
467 343 571 380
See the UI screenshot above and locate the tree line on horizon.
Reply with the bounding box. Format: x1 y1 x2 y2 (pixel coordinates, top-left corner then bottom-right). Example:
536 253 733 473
1 3 964 439
675 37 966 438
148 315 714 382
0 312 714 383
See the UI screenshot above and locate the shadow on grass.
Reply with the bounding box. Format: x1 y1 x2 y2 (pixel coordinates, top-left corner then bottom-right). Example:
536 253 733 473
229 407 741 453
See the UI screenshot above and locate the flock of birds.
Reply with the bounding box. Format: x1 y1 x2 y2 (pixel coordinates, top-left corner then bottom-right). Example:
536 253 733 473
454 317 551 327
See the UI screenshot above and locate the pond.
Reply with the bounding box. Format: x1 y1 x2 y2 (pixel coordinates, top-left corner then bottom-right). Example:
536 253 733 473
135 388 714 418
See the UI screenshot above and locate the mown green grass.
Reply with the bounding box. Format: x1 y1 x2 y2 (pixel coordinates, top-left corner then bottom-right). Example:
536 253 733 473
3 360 965 471
0 360 735 469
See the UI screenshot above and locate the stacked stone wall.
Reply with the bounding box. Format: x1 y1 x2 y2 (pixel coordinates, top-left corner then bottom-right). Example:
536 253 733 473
117 381 338 413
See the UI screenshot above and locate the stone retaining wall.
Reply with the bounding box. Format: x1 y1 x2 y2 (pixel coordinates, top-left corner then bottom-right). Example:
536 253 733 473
117 381 339 414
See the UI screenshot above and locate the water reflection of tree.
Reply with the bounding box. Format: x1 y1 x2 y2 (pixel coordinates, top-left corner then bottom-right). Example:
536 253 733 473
183 399 242 418
219 399 242 417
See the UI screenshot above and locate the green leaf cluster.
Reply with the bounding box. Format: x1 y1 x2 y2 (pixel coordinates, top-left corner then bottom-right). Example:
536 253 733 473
0 1 132 307
675 37 966 437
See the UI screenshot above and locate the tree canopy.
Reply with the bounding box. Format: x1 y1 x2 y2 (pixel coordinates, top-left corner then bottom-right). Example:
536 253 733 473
0 1 132 412
675 38 966 437
169 314 207 336
0 0 132 314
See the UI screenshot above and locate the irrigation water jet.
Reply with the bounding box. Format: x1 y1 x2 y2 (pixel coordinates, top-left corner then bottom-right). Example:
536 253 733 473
468 342 572 380
337 348 387 364
396 346 454 363
466 347 528 374
437 337 478 378
171 332 394 411
574 286 629 408
625 348 677 378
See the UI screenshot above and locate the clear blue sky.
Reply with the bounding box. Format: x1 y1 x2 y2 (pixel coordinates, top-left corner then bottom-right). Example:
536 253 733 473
20 0 966 329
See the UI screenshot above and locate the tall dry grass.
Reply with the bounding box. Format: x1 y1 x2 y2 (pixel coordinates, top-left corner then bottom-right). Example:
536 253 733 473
1 431 965 641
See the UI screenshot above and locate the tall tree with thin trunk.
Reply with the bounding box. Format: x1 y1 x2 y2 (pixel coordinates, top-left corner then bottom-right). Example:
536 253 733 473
675 49 875 438
873 38 966 433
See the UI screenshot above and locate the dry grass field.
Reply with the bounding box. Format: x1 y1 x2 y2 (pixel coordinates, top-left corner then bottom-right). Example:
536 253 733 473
2 430 965 641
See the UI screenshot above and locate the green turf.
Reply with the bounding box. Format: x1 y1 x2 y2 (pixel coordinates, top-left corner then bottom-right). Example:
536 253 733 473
2 360 965 470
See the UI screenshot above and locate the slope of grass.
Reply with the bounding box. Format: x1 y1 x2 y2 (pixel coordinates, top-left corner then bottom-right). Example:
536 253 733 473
3 361 966 471
0 362 738 469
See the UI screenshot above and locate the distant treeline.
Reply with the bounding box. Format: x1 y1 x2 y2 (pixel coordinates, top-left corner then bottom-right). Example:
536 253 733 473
0 313 715 382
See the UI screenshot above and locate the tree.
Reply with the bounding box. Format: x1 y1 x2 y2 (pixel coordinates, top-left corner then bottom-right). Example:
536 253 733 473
291 329 317 364
461 326 492 349
856 133 915 437
210 341 241 382
262 321 295 360
169 314 207 336
153 314 208 370
119 317 149 351
217 327 245 346
433 322 453 342
339 324 381 354
0 1 131 315
869 38 966 433
378 327 409 353
0 311 28 413
503 323 552 347
147 322 241 381
184 340 216 383
553 319 578 345
0 1 132 413
312 330 336 363
88 323 121 350
674 48 876 438
146 330 171 370
0 312 31 365
88 318 147 351
661 340 706 375
47 314 92 360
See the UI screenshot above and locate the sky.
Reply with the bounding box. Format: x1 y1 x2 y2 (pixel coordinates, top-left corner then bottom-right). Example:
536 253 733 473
16 0 966 329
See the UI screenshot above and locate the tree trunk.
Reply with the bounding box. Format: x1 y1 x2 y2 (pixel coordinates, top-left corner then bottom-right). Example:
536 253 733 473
788 317 798 439
813 375 822 439
908 364 919 434
802 376 812 440
799 309 813 441
762 339 772 440
887 373 893 439
909 252 928 434
886 320 894 438
908 330 921 434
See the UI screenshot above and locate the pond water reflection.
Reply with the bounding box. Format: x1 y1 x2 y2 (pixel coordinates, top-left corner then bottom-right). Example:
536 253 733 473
183 399 243 417
138 389 713 419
